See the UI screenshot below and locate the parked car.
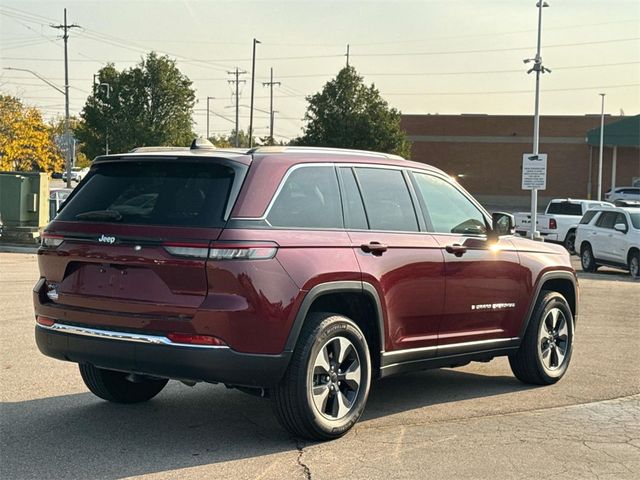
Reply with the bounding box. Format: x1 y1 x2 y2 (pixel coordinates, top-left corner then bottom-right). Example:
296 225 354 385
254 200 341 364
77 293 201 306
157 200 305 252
62 167 89 183
49 188 73 221
34 142 579 440
515 199 612 253
605 186 640 203
575 206 640 278
51 172 63 179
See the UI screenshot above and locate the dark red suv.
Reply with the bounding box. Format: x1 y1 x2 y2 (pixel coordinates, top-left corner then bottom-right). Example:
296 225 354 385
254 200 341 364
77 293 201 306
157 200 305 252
34 143 578 440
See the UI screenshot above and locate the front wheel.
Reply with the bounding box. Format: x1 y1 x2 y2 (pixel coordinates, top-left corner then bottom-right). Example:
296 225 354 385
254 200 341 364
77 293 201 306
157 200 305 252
509 290 574 385
79 364 168 403
272 313 371 440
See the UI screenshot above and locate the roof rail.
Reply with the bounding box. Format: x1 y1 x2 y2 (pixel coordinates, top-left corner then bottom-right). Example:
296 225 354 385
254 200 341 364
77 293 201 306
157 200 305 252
128 146 190 153
247 145 405 160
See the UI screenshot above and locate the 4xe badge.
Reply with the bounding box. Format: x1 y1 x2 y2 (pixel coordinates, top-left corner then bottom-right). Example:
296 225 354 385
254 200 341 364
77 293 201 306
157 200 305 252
98 234 116 244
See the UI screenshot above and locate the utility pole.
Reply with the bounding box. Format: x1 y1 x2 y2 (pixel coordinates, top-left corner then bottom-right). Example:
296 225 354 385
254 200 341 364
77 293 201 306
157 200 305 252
206 96 215 140
99 83 111 154
51 8 80 188
228 68 246 147
346 44 350 67
262 68 281 145
524 1 551 240
249 38 261 148
597 93 606 201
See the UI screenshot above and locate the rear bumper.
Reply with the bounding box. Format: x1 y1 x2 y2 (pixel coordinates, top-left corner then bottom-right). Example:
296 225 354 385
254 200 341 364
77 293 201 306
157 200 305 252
35 323 290 388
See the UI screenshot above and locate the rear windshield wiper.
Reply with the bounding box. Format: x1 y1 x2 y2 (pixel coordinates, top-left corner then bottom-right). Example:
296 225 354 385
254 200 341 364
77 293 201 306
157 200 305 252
75 209 123 221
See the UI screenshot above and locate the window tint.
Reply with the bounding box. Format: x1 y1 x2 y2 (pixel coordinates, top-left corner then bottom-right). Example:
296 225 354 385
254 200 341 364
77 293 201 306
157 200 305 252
354 168 418 232
413 173 487 235
579 210 599 225
267 166 342 229
630 213 640 229
57 161 238 227
622 188 639 194
614 213 628 228
546 202 583 216
595 212 617 229
339 168 368 230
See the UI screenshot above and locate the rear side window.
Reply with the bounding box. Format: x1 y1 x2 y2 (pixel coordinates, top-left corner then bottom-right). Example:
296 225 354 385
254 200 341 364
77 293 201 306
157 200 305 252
267 166 342 229
579 210 599 224
595 212 617 229
354 168 419 232
57 161 239 227
338 168 368 230
547 202 583 216
622 188 639 194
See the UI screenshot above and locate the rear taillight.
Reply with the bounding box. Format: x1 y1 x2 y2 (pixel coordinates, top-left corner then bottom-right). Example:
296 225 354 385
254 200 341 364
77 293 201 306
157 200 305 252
209 242 278 260
163 241 278 260
549 219 557 229
167 332 227 346
41 233 64 248
163 242 210 259
36 315 56 327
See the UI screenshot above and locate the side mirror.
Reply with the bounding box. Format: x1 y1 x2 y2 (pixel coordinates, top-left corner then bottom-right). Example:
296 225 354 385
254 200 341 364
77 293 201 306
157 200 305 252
614 223 627 233
492 212 515 236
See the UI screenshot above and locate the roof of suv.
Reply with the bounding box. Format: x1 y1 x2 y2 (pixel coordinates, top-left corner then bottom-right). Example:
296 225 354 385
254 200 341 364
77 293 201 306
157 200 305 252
92 145 441 173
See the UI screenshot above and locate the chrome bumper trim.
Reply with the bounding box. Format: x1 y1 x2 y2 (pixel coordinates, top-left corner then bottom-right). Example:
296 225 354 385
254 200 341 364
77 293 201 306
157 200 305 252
36 323 229 350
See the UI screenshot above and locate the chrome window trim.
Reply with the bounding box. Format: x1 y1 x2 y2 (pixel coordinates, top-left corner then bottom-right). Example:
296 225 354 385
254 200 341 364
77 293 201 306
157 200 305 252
37 323 229 349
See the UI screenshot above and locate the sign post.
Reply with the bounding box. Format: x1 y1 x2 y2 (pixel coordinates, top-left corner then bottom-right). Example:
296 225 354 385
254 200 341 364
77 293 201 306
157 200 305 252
522 153 548 240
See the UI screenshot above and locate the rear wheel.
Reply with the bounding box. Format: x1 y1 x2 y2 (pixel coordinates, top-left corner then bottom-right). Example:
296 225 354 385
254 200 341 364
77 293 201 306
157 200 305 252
564 230 576 254
79 364 168 403
580 243 598 272
629 251 640 279
272 312 371 440
509 290 574 385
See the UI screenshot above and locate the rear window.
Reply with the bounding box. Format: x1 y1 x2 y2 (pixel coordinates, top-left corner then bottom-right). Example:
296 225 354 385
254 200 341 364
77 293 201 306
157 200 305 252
57 161 239 227
579 210 599 225
547 202 583 216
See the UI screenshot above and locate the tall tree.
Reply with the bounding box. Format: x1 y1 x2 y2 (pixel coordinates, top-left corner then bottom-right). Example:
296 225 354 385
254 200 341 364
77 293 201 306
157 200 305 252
76 53 196 158
0 95 64 172
292 66 411 158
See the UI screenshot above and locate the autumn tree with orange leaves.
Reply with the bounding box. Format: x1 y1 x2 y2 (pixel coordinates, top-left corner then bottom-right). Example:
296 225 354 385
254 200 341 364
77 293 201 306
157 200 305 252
0 95 64 172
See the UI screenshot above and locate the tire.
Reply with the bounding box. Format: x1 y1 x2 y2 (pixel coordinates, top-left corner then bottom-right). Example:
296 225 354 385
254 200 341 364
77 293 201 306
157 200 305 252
79 364 168 403
509 290 574 385
564 230 576 254
629 251 640 279
580 243 598 272
272 312 371 441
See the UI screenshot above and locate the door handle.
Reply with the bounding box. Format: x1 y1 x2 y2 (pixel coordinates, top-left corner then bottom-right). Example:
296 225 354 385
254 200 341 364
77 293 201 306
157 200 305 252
445 244 468 257
360 242 388 256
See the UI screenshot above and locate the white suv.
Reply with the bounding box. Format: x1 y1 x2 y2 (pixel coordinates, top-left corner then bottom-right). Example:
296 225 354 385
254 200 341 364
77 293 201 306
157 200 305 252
605 187 640 204
576 207 640 278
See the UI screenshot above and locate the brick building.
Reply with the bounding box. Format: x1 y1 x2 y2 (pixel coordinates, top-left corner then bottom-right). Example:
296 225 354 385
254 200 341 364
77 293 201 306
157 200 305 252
400 114 640 209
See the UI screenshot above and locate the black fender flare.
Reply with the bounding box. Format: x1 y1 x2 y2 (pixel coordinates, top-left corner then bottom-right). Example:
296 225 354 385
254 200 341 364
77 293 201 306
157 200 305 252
518 271 578 338
283 281 385 354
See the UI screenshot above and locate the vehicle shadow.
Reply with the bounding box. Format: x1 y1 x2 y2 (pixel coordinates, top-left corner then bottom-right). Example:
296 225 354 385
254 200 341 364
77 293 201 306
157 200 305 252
0 369 532 479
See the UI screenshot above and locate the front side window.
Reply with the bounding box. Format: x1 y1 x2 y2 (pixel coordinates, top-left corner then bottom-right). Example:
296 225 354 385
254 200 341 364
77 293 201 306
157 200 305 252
267 165 342 229
354 168 419 232
413 173 487 235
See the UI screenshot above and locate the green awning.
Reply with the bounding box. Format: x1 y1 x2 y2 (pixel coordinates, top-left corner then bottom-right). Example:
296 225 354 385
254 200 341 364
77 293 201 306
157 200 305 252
587 114 640 147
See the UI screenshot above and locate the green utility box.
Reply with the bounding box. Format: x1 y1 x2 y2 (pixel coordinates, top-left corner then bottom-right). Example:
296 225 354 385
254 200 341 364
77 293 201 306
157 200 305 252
0 172 49 227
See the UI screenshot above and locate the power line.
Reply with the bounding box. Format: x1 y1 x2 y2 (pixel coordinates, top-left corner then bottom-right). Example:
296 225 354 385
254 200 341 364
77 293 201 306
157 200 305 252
382 83 640 96
228 68 247 146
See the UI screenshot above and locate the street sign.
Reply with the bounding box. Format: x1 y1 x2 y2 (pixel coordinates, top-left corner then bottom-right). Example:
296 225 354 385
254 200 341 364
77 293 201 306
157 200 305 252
522 153 547 190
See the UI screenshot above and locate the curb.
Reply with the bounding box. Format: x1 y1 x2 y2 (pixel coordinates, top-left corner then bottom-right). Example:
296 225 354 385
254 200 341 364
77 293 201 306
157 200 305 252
0 244 39 254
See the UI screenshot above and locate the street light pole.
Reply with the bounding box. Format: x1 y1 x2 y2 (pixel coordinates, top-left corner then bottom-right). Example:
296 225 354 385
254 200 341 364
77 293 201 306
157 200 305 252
99 83 111 155
248 38 261 148
206 96 215 140
525 1 550 240
597 93 606 201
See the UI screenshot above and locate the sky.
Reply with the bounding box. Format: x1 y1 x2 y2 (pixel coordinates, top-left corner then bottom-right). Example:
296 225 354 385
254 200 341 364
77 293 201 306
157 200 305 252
1 0 639 142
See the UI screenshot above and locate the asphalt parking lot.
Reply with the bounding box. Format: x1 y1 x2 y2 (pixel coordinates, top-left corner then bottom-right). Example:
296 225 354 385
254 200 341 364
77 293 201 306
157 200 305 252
1 253 638 480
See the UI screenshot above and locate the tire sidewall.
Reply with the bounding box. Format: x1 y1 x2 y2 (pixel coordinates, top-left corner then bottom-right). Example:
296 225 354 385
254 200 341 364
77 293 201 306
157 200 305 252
301 317 371 437
581 244 595 271
564 231 576 254
532 294 574 381
629 253 639 279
